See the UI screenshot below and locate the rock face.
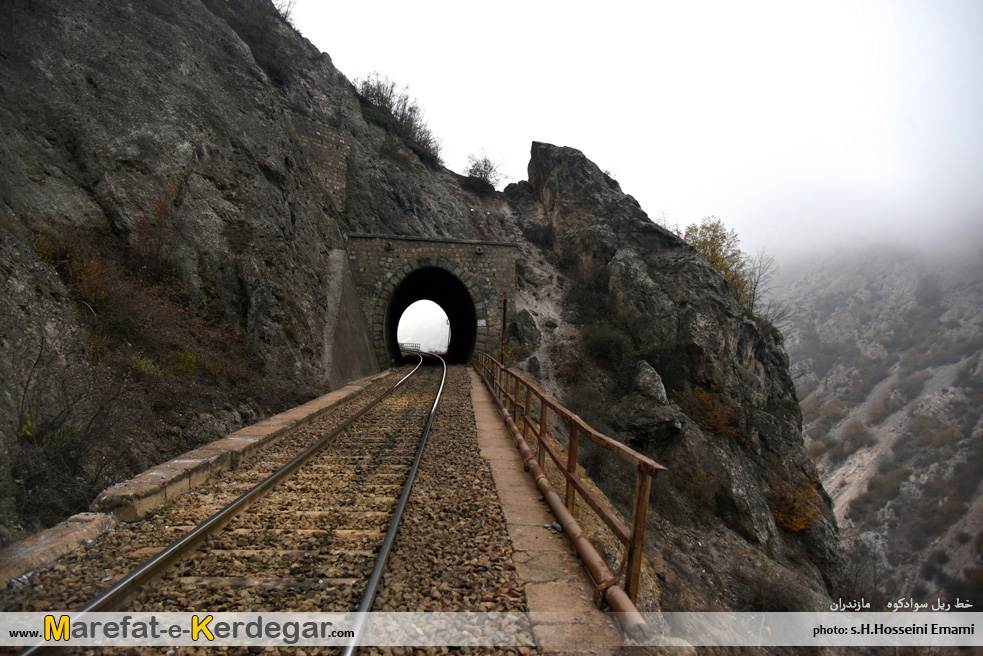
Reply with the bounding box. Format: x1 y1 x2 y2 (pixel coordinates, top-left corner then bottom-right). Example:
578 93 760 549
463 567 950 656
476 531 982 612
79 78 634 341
1 0 838 614
507 144 838 610
0 0 389 538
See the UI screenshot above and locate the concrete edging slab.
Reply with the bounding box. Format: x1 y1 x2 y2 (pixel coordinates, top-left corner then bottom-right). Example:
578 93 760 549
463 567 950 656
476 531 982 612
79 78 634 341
0 513 117 585
91 370 390 521
0 370 389 585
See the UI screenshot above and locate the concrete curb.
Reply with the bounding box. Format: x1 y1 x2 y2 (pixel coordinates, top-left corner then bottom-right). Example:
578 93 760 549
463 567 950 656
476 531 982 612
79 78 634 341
91 370 390 521
0 513 117 585
0 369 389 585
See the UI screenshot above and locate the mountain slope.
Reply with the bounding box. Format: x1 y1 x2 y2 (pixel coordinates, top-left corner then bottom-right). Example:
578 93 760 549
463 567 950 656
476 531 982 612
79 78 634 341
775 243 983 603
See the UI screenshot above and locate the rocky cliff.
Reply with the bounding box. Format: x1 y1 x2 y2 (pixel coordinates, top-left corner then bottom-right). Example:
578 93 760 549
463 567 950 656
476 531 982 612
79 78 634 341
1 0 838 615
774 244 983 605
506 144 838 612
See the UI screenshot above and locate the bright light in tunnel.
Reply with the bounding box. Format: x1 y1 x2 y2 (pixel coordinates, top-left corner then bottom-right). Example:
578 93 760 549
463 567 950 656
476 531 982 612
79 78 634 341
396 300 450 354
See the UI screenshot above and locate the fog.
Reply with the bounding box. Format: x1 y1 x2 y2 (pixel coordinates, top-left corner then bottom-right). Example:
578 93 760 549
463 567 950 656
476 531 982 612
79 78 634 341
292 0 982 261
397 300 450 354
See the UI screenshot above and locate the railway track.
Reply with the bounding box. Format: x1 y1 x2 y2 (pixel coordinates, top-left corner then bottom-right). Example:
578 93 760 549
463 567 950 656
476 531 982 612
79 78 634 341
111 353 446 619
5 361 532 655
10 355 511 654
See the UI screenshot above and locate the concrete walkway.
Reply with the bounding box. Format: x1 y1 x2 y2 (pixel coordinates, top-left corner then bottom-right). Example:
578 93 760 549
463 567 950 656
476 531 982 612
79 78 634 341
469 369 622 656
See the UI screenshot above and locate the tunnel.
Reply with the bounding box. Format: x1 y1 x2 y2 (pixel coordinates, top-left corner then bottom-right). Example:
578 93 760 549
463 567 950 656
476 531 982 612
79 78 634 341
384 267 477 365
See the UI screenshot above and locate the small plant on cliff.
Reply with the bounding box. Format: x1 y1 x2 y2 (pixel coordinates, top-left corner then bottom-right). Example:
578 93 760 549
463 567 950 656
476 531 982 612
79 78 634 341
133 180 181 282
767 472 822 532
272 0 296 24
463 152 502 193
679 383 741 437
11 339 143 529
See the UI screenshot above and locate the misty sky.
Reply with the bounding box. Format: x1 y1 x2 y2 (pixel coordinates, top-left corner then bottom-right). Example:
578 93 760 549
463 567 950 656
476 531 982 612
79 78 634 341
397 300 450 353
291 0 983 259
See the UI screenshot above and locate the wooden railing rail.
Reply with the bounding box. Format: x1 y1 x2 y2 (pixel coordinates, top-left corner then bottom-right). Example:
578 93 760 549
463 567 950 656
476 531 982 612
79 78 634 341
476 351 666 604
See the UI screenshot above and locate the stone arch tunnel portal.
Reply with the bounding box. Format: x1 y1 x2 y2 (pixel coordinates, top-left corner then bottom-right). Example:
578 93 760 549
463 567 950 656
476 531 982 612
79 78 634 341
385 267 476 365
346 234 517 370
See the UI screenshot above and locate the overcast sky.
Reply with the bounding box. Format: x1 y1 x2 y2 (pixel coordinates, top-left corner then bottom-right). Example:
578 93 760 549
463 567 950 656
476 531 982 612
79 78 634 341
291 0 983 259
397 300 450 353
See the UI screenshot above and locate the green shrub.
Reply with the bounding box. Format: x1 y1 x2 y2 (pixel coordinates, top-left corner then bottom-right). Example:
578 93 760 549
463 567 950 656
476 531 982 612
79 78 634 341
178 349 200 375
32 231 58 265
361 104 395 131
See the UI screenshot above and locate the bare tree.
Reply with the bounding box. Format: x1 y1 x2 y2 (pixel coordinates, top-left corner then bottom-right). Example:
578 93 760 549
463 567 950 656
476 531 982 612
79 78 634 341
465 152 502 188
653 211 682 237
744 249 777 315
272 0 296 25
745 249 793 328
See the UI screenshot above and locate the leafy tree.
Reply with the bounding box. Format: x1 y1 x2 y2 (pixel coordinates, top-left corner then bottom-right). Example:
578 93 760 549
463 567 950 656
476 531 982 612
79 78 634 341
684 216 749 303
683 217 789 327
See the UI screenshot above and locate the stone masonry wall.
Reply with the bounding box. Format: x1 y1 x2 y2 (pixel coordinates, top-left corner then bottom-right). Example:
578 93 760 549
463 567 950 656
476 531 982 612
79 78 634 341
292 114 349 211
345 234 517 364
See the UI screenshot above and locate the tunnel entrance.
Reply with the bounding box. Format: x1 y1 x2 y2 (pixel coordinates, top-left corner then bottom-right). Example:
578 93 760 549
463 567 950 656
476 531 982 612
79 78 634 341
384 267 477 365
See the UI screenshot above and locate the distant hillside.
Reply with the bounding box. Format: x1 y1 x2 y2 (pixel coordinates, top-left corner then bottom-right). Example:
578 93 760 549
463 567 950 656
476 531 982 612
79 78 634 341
774 242 983 604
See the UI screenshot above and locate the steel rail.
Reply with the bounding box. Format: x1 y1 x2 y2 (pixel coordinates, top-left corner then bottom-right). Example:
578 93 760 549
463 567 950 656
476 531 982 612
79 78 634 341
342 352 447 656
18 356 428 656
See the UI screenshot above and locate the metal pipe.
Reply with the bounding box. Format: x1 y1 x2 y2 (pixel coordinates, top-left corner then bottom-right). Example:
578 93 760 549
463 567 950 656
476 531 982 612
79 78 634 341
477 368 650 643
342 353 447 656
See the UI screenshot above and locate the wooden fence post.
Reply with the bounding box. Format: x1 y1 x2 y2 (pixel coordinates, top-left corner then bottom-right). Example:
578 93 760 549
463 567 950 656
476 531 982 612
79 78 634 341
566 421 578 514
626 468 651 603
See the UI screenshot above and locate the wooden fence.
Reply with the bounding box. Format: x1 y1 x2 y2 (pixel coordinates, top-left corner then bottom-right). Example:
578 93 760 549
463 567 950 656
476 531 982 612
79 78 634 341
476 351 665 603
